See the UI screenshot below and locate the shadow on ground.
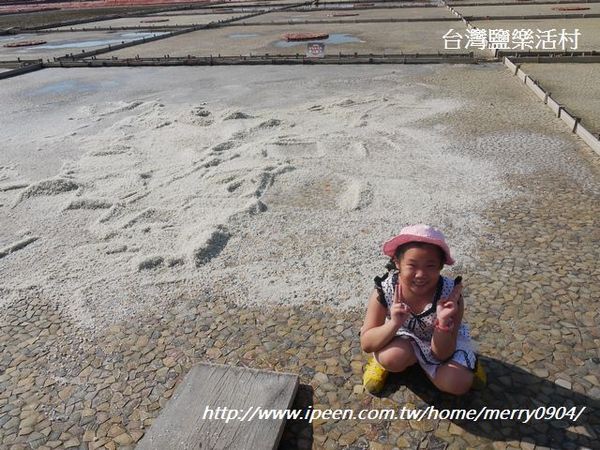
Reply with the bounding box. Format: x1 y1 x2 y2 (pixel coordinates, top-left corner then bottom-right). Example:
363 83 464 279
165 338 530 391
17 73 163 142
383 356 600 449
279 383 314 449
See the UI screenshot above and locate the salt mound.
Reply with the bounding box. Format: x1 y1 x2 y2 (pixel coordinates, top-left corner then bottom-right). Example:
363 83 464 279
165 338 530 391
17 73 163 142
336 99 356 107
186 106 213 126
245 199 268 215
137 255 164 271
15 178 79 205
90 148 128 157
64 198 112 211
338 180 373 211
0 236 39 259
212 141 236 153
255 119 281 129
4 65 596 333
0 183 29 192
224 111 254 120
192 227 231 267
98 203 125 224
99 100 143 117
192 106 211 117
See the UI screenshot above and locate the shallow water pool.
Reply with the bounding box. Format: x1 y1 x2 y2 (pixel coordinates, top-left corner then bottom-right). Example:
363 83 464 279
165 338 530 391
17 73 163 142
228 33 260 39
28 79 99 95
273 33 364 48
18 31 169 51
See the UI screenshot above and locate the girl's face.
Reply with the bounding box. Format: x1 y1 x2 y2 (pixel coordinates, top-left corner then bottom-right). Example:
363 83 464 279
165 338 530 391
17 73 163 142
397 245 443 299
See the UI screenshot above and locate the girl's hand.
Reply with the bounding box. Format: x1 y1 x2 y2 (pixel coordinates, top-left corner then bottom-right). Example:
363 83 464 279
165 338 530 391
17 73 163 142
435 283 463 332
390 283 410 328
390 301 410 328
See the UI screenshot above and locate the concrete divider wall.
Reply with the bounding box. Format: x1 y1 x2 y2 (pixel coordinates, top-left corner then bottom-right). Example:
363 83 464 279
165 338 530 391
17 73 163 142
577 124 600 151
48 53 477 67
232 17 461 26
0 63 43 79
524 76 547 102
546 96 561 115
503 56 517 73
502 56 600 156
559 108 578 130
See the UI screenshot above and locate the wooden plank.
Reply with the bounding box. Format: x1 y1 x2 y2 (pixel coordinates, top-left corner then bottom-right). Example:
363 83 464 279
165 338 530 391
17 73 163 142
137 363 299 450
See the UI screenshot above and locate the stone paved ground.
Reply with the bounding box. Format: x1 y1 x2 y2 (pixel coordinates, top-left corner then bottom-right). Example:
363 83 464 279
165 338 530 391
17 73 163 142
1 169 599 450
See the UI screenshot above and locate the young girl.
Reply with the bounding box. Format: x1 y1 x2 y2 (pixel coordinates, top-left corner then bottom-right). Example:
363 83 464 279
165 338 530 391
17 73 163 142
360 224 485 395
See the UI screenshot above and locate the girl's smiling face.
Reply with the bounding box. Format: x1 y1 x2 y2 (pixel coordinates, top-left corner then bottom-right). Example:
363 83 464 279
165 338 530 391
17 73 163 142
396 244 443 299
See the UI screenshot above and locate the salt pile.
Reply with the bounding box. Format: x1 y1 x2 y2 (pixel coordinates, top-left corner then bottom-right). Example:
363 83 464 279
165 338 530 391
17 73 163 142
0 65 595 333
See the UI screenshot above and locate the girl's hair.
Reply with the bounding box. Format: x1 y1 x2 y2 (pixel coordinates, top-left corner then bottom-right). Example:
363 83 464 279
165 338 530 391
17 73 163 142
385 241 445 271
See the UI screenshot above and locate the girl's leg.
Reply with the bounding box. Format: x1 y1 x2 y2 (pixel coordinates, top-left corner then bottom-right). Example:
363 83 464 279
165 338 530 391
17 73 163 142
375 337 418 373
430 361 474 396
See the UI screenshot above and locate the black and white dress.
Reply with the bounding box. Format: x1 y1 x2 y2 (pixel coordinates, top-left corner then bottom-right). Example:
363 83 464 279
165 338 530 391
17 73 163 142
374 271 477 378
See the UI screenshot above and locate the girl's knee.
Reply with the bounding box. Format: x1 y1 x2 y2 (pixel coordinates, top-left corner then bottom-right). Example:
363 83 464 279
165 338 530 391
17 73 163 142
376 346 416 373
434 365 474 396
439 377 473 396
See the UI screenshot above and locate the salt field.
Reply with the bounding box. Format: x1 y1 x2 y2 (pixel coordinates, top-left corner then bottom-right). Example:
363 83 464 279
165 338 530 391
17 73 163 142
470 17 600 52
50 12 249 30
148 7 270 16
448 0 586 4
106 20 474 57
1 63 597 326
522 63 600 135
0 30 167 61
1 1 600 449
237 6 457 23
455 2 600 17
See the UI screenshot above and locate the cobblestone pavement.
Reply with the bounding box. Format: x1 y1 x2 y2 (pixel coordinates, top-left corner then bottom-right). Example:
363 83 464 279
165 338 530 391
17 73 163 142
1 170 600 450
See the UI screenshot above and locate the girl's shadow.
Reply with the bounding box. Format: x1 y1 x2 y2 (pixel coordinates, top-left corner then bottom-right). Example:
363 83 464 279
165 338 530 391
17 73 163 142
382 356 600 448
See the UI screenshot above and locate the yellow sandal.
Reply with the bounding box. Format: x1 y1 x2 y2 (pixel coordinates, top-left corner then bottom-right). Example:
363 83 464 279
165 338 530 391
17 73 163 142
363 357 388 394
472 358 487 390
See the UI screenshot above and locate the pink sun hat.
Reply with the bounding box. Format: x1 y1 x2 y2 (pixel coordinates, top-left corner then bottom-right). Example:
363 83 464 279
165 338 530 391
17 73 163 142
382 224 455 265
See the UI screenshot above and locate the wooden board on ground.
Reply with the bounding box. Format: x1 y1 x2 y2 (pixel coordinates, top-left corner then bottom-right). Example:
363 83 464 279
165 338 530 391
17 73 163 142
136 363 299 450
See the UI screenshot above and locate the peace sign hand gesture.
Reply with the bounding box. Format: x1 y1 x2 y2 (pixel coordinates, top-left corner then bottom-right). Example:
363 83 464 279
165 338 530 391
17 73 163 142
390 283 411 329
435 278 463 332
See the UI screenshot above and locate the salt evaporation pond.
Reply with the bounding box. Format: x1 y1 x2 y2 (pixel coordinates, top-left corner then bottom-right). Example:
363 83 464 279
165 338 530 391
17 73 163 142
34 31 169 49
274 33 364 47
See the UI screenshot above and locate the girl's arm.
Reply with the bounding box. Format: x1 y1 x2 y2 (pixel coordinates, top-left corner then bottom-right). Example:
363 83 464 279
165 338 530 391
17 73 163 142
360 289 406 353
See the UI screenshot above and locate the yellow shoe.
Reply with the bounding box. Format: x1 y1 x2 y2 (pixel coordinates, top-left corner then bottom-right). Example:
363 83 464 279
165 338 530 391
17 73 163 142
472 359 487 390
363 357 388 394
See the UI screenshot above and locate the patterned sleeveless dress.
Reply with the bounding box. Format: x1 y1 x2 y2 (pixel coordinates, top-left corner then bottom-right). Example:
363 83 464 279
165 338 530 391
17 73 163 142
374 271 477 378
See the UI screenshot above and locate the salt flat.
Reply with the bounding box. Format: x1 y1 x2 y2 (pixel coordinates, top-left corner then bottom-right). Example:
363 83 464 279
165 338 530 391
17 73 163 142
49 13 245 29
522 62 600 135
0 30 167 61
238 5 456 22
106 20 474 57
470 17 600 52
456 2 600 17
1 65 597 334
